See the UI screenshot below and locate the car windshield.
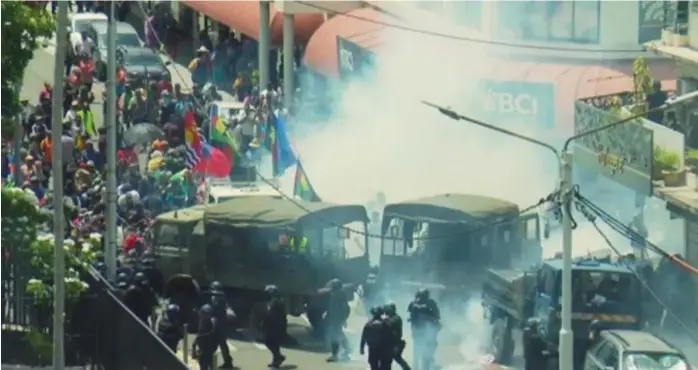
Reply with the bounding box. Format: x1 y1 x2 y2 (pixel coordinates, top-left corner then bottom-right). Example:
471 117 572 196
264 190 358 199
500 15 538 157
124 52 161 67
624 353 688 370
73 19 103 33
97 32 141 48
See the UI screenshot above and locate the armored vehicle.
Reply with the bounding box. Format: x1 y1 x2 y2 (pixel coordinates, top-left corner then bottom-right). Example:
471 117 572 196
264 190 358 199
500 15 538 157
379 193 542 305
481 257 643 369
152 196 370 328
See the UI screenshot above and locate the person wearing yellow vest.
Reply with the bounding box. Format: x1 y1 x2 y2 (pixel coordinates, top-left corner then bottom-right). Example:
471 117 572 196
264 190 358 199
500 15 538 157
289 235 308 254
77 104 96 138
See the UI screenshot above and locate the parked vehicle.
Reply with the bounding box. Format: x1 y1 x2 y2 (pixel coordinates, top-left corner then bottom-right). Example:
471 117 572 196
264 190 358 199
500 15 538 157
584 329 690 370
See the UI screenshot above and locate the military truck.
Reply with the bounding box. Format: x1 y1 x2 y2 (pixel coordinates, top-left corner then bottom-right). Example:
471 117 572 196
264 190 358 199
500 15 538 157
481 257 643 369
151 196 370 329
379 193 542 305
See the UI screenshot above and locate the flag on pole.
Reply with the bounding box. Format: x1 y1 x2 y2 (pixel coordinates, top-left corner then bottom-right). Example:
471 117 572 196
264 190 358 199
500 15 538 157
184 110 209 168
208 105 242 167
270 112 297 177
293 161 321 202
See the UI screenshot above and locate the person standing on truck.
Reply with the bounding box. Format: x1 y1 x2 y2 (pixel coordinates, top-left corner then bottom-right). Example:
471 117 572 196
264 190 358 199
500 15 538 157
384 303 411 370
325 278 351 362
208 281 235 369
262 285 287 368
360 306 392 370
407 289 441 370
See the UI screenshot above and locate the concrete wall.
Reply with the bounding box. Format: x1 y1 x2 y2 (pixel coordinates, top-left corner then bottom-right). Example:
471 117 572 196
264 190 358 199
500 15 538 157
689 1 698 49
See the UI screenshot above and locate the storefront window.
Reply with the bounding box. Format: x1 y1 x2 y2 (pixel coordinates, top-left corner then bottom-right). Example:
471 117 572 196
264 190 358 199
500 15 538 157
497 0 600 44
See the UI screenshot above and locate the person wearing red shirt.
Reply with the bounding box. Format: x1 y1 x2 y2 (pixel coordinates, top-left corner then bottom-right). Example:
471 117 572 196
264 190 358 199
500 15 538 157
156 77 173 98
79 56 95 91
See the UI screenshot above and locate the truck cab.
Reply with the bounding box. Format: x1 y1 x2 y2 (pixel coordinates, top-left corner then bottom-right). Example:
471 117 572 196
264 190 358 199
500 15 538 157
482 257 643 368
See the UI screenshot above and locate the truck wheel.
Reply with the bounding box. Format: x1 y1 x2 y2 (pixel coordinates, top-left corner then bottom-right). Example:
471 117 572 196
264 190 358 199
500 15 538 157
491 317 515 365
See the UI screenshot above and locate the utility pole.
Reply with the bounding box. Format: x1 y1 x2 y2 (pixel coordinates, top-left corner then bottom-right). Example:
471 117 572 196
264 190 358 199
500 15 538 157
423 89 698 370
105 1 118 281
52 3 69 370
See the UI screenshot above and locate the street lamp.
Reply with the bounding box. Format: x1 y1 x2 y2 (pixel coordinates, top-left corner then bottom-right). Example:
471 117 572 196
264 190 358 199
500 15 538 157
422 89 698 370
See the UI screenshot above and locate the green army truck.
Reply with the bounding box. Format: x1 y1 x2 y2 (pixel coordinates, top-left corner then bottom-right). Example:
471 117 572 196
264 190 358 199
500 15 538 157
379 193 542 306
151 196 371 329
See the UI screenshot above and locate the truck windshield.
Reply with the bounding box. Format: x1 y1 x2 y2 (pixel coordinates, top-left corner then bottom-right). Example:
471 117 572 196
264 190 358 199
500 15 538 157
623 353 688 370
571 270 639 306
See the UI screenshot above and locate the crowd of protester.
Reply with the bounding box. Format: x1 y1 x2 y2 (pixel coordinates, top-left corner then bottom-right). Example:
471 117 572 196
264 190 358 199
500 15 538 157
2 2 290 257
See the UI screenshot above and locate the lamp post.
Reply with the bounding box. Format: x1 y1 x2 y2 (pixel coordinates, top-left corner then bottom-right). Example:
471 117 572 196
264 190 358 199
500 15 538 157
52 3 69 370
105 1 118 282
423 89 698 370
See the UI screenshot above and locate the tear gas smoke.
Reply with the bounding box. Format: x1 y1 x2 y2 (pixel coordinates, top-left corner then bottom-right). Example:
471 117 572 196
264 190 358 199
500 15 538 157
262 6 685 365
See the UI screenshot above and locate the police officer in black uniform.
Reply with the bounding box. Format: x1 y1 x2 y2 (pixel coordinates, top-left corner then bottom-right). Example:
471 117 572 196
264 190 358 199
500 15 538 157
407 289 440 370
124 272 158 326
115 272 130 297
360 306 392 370
262 285 287 368
208 281 234 369
157 303 185 351
384 302 411 370
325 278 351 362
360 270 381 316
94 261 107 279
140 250 165 297
193 304 218 370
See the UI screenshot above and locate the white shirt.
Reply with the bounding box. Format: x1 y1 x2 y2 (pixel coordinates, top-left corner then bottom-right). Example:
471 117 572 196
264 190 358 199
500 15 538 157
75 37 95 58
236 110 257 137
65 109 78 123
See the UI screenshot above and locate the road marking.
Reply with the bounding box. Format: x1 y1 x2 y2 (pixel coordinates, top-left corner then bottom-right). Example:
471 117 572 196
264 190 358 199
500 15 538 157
253 341 267 351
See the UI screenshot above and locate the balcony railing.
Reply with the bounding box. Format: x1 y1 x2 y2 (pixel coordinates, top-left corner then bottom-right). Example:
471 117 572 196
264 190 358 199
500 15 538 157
659 1 690 46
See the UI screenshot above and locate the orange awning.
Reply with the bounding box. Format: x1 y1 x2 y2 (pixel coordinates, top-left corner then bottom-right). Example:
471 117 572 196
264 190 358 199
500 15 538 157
184 1 325 45
303 8 392 78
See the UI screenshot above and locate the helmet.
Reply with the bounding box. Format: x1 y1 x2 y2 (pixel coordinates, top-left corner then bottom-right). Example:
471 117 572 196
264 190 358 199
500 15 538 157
328 278 342 291
264 284 279 297
416 288 429 300
95 261 106 272
200 304 213 315
117 280 129 289
116 272 129 282
134 272 147 285
210 281 223 294
384 302 396 316
165 303 180 318
370 306 384 318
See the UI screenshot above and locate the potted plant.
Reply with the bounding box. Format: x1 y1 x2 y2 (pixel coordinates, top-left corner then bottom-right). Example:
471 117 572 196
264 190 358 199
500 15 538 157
653 147 684 186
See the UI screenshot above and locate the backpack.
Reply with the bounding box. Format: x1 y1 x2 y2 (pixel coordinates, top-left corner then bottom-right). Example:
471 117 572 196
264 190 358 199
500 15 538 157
365 318 386 347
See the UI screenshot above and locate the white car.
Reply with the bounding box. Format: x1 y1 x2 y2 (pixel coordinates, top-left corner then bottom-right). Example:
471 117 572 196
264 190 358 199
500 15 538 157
69 13 108 54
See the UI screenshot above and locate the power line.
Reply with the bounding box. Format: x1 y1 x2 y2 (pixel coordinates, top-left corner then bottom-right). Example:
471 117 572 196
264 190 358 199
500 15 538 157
574 196 698 343
298 1 653 54
574 191 698 276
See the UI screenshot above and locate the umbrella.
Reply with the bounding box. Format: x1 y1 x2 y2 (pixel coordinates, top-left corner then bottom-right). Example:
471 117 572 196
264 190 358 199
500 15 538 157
122 123 165 147
192 147 232 177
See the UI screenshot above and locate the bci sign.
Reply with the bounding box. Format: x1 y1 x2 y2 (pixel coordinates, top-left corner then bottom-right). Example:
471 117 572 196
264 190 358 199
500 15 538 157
478 80 555 128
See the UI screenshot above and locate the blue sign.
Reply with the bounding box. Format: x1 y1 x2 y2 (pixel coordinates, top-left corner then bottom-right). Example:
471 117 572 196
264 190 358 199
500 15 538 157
337 36 376 80
475 80 556 128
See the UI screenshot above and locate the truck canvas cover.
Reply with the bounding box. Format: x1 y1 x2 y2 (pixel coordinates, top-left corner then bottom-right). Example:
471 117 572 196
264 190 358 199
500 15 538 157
382 193 519 229
203 196 368 229
156 205 207 224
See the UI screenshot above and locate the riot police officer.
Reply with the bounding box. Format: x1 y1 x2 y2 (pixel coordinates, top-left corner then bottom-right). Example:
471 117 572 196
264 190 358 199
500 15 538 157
193 304 218 370
157 303 184 351
360 306 392 370
360 271 381 316
124 272 158 326
407 289 440 370
325 278 351 362
115 272 130 297
94 261 107 279
140 253 164 297
209 281 234 369
384 303 411 370
262 285 287 368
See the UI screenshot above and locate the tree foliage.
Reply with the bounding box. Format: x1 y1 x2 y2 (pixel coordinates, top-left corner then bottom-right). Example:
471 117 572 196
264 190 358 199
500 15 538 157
1 2 55 117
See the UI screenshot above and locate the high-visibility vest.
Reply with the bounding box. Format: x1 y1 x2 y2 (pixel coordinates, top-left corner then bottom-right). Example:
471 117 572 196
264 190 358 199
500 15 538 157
78 110 96 138
289 237 308 253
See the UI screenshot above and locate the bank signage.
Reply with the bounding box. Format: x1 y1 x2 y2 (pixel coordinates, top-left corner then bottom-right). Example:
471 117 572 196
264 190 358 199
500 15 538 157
477 80 555 128
337 36 375 80
573 101 654 195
